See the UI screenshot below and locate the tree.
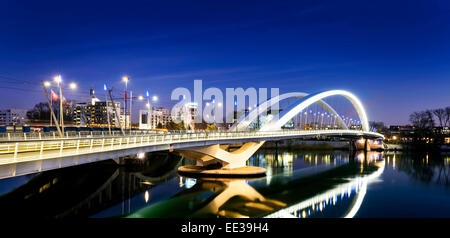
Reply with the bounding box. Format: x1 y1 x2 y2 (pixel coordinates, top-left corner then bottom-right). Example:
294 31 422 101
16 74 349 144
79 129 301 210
206 124 216 131
409 110 436 145
27 102 50 120
433 108 446 127
445 107 450 127
166 121 185 131
370 121 388 133
409 110 434 130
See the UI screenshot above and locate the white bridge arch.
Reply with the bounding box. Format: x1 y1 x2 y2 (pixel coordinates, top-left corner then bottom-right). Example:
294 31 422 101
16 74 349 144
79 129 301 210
231 90 369 132
230 92 347 131
177 90 376 170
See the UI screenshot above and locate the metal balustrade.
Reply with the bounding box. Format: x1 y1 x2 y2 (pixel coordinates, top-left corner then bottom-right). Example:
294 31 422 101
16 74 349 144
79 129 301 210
0 129 383 164
0 130 168 141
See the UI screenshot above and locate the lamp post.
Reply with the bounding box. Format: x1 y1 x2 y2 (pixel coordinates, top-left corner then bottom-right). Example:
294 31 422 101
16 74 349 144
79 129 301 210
320 113 324 129
146 91 151 129
41 80 63 138
304 111 308 129
130 90 133 131
104 84 111 136
54 75 63 133
44 81 52 127
313 112 317 129
299 111 302 129
217 101 222 130
52 75 76 137
122 76 129 133
212 99 216 130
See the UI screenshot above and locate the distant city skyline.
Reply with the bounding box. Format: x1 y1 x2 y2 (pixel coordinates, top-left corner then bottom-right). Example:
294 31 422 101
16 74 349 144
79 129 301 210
1 0 449 126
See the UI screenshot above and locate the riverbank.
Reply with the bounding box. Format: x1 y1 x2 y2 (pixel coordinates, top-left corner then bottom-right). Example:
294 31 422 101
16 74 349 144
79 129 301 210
263 140 450 152
261 140 348 150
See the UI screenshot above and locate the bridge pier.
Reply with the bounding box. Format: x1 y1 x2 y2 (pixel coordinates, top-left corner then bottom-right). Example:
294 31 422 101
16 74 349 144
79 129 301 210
176 142 267 177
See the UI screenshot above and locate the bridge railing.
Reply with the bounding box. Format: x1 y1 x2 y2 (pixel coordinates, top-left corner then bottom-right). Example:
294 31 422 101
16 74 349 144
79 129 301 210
0 130 167 141
0 129 383 163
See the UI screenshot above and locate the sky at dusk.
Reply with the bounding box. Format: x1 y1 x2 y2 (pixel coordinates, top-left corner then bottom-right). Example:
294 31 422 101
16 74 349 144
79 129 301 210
1 0 450 125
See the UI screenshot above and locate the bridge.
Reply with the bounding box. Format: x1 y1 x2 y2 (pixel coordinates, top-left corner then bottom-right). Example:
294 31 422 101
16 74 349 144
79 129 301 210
0 90 384 179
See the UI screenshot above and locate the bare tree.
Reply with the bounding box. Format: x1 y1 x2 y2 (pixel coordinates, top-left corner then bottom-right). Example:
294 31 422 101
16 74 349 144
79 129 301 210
445 107 450 127
410 110 434 130
433 108 446 127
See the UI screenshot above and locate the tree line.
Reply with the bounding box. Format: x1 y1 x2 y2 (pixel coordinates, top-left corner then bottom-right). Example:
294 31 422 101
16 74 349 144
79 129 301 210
26 102 74 122
407 106 450 146
410 107 450 130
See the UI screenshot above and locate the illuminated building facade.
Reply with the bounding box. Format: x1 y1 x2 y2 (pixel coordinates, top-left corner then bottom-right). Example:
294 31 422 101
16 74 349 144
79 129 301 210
151 107 172 129
73 101 120 127
172 102 198 130
0 109 27 126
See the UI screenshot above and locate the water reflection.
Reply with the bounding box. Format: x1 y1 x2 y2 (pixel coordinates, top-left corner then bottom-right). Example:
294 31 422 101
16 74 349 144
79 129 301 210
0 152 187 218
265 157 384 218
0 149 448 218
384 151 450 187
127 151 384 218
128 178 286 218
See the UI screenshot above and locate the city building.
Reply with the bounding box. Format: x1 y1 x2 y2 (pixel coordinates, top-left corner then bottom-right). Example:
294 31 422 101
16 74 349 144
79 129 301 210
120 110 130 129
139 107 173 130
172 102 199 130
73 101 121 127
151 107 172 129
0 109 27 126
386 125 450 144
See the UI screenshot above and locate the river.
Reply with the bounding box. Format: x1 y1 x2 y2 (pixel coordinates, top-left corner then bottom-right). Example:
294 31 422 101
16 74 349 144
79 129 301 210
0 149 448 218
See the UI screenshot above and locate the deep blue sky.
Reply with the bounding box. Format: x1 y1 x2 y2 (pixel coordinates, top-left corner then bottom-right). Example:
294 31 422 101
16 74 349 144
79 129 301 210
1 0 449 125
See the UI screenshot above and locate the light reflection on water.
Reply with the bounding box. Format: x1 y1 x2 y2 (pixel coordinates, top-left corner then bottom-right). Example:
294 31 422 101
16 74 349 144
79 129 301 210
0 150 448 218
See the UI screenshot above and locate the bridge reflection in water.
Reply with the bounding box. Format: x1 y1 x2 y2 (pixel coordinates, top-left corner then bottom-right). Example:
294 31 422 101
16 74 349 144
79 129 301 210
0 150 385 218
128 151 384 218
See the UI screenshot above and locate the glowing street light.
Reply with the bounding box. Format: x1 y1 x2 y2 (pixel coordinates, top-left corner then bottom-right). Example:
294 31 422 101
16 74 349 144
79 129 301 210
152 95 158 102
122 76 130 85
44 81 51 87
69 82 77 89
54 75 62 84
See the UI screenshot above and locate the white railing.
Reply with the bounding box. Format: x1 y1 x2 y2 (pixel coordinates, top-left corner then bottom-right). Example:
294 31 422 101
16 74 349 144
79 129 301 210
0 130 166 141
0 129 384 164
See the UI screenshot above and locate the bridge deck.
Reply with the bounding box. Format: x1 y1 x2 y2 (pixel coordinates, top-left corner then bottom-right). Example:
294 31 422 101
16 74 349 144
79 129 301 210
0 129 383 179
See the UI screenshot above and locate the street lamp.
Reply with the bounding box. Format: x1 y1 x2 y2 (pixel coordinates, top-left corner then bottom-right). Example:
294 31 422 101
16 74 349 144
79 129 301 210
299 111 303 129
321 113 324 129
304 111 308 128
52 75 76 136
69 82 77 89
53 75 64 134
122 76 130 132
44 81 52 126
104 84 112 135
